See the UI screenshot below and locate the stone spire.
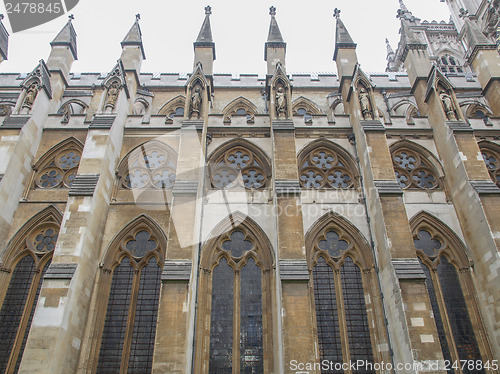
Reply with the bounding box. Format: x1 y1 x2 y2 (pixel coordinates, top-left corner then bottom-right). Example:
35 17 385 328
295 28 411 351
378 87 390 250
333 8 356 61
121 13 146 60
397 0 418 22
386 38 397 72
193 6 216 74
50 14 77 60
265 6 287 74
0 14 8 62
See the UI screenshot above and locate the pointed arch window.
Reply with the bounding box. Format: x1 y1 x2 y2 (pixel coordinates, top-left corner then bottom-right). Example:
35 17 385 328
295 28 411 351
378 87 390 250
208 142 271 189
95 218 165 374
411 214 493 371
0 208 61 373
33 139 83 189
391 146 441 190
117 141 178 190
308 220 378 372
479 143 500 188
196 217 274 373
298 143 357 189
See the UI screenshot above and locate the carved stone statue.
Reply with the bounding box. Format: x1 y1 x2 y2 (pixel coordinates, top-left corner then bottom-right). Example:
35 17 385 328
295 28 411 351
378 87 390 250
21 82 39 113
439 90 457 121
105 81 120 113
275 86 287 118
60 104 71 123
359 88 373 120
190 87 202 119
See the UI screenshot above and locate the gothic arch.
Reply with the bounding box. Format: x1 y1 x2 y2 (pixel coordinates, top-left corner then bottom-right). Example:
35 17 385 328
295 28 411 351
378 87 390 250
291 96 324 116
222 96 259 124
478 140 500 188
389 139 444 190
330 98 345 115
32 137 84 189
460 100 494 121
57 99 88 115
353 66 378 121
195 212 275 373
297 139 359 189
390 99 420 124
157 95 186 116
409 211 494 365
0 205 62 373
207 139 271 189
116 139 178 190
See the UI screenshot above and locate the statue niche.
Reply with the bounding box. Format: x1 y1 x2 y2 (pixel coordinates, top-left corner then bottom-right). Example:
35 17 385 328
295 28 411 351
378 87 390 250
104 80 121 114
358 84 373 120
189 85 202 119
21 81 40 114
438 85 458 121
275 85 287 119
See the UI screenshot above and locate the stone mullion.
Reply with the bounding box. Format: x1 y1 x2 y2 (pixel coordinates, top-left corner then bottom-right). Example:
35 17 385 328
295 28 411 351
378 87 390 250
334 267 350 371
233 269 241 374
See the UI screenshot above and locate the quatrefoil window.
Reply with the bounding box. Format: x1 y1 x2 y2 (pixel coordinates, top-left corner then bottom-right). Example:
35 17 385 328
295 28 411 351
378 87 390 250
120 144 177 190
210 146 269 189
221 230 254 258
299 147 355 189
317 230 349 258
35 148 81 189
480 146 500 188
414 230 442 257
125 230 157 258
392 148 439 190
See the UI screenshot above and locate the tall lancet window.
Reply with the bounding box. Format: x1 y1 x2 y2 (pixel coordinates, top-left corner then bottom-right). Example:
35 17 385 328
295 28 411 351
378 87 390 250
0 207 61 373
94 217 166 374
307 214 386 373
411 213 493 372
195 215 274 373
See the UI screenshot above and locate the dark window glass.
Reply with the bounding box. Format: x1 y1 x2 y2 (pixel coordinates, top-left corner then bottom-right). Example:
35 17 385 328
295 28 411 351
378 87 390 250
209 258 233 374
313 257 343 374
222 231 253 258
341 257 374 373
128 257 162 374
240 258 263 373
13 260 51 373
419 260 454 374
97 257 134 374
0 256 36 373
235 108 247 116
437 257 484 373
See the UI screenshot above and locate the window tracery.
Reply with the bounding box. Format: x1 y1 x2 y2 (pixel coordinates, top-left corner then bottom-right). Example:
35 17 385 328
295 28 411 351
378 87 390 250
222 97 258 124
117 141 177 190
95 217 165 374
33 139 83 189
209 143 270 189
438 54 464 75
298 144 357 189
391 147 440 190
0 207 61 373
479 143 500 188
411 214 491 369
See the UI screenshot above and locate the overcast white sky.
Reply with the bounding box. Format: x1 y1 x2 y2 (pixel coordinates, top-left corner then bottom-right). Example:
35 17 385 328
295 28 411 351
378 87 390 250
0 0 451 75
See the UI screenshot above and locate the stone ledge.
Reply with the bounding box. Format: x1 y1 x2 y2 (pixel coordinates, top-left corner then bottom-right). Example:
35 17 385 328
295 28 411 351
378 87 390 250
161 260 192 281
446 121 473 133
172 180 199 196
470 180 500 195
272 120 295 131
181 120 204 130
44 263 78 280
374 180 403 195
275 180 301 195
360 120 385 132
2 115 30 129
280 260 309 281
392 259 425 280
69 174 100 196
89 114 116 129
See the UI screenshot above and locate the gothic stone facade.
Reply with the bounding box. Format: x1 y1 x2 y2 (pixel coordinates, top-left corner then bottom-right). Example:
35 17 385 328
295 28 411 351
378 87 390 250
0 2 499 374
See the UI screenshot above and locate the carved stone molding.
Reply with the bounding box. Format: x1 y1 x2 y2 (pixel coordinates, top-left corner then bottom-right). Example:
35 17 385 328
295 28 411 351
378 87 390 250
374 180 403 195
392 258 425 280
69 174 100 196
161 260 192 281
446 121 473 133
44 263 78 280
2 115 30 128
470 180 500 195
271 120 294 131
172 180 199 196
181 120 204 131
275 180 301 195
89 114 116 129
360 120 385 132
279 259 309 281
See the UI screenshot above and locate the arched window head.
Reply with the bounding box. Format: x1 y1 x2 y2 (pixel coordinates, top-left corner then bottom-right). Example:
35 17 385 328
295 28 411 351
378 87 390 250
0 206 61 373
208 141 271 189
196 213 274 373
117 140 177 190
292 97 323 124
411 212 492 367
168 106 184 119
306 213 382 370
94 216 166 374
438 54 464 75
391 145 442 190
222 97 258 124
158 95 186 124
33 138 83 189
298 141 358 189
57 99 87 123
479 142 500 188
